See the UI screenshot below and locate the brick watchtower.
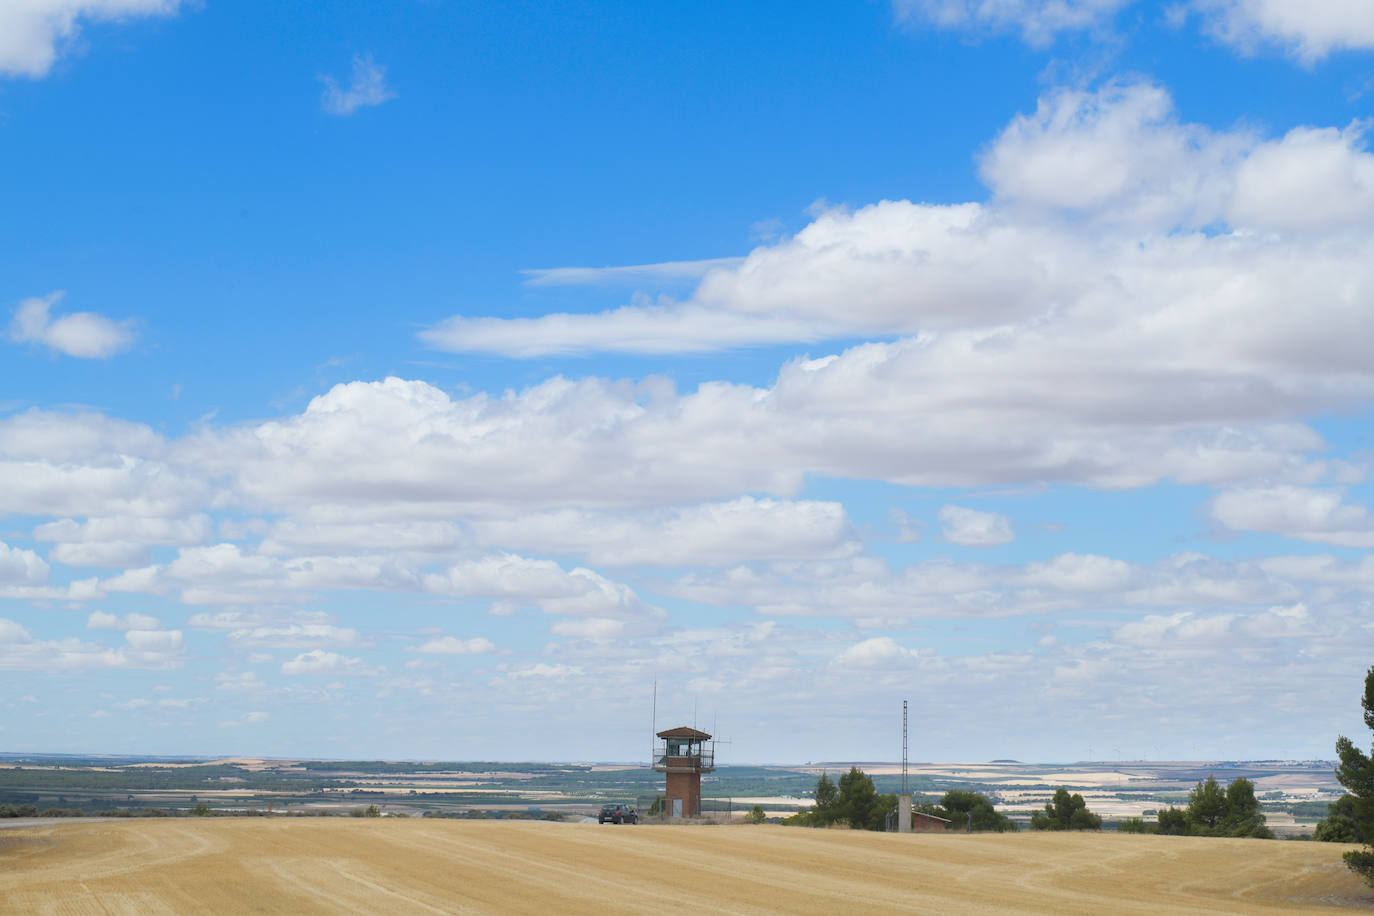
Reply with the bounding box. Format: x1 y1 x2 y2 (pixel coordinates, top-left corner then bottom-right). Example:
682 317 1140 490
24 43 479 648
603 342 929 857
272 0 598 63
653 726 714 818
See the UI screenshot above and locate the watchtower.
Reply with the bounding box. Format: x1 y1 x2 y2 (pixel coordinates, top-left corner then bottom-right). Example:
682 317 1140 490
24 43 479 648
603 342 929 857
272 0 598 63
653 726 714 818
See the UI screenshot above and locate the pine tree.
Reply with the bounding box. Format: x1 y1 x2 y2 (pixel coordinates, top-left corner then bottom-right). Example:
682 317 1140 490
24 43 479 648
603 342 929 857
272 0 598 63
1335 665 1374 885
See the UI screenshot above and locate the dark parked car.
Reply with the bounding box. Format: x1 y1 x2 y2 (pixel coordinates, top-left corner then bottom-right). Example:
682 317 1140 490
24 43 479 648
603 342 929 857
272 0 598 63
598 803 638 824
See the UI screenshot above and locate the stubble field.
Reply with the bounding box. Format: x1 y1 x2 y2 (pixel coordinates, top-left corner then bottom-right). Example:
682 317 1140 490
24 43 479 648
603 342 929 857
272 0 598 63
1 818 1370 914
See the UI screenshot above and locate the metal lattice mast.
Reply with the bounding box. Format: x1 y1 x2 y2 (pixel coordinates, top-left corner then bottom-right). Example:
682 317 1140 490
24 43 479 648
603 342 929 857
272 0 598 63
902 699 908 795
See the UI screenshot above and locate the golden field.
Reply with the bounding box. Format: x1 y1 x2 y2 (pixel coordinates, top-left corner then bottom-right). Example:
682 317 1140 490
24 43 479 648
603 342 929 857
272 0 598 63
1 818 1370 914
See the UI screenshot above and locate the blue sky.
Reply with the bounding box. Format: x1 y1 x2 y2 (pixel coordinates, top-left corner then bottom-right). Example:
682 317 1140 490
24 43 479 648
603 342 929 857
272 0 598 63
3 0 1374 763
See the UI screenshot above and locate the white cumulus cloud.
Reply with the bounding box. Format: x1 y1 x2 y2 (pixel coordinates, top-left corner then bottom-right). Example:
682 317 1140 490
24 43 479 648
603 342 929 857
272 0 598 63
833 636 925 668
9 292 135 358
412 635 495 655
1192 0 1374 63
939 505 1015 547
281 649 380 676
1211 486 1374 547
0 542 49 586
227 624 367 649
0 0 180 79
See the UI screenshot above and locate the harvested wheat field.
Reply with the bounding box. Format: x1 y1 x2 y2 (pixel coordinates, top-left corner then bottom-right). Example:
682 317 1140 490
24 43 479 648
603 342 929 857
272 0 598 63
1 819 1371 914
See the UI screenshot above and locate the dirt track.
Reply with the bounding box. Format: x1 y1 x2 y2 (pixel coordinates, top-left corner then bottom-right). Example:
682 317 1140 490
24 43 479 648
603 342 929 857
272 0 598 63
1 818 1370 914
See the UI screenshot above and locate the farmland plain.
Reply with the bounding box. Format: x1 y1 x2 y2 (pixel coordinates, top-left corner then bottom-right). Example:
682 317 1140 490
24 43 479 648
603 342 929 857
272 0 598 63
1 818 1370 914
0 755 1343 833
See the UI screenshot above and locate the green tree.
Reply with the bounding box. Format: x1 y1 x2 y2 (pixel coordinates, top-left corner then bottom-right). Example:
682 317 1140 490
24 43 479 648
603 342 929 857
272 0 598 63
1314 795 1365 844
1170 775 1272 838
785 768 894 831
1221 777 1271 838
813 773 838 819
1156 806 1188 835
1187 776 1228 830
745 804 766 824
1334 664 1374 885
1030 788 1102 831
836 766 882 829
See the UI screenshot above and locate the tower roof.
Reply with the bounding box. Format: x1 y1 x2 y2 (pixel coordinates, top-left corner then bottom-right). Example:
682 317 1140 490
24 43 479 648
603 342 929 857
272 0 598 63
656 726 712 740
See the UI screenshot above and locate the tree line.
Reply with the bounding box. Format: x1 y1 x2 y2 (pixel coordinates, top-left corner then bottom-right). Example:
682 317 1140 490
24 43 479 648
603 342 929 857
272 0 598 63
782 766 1284 837
1149 775 1271 838
782 767 1021 832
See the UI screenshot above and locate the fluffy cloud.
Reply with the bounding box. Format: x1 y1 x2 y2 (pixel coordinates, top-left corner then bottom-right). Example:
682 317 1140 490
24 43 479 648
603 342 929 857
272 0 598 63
215 670 269 691
427 81 1374 343
280 649 379 676
472 498 861 566
980 82 1247 227
412 635 495 655
0 0 180 78
1229 124 1374 230
1192 0 1374 62
833 636 925 668
36 514 212 546
0 543 49 586
411 88 1374 505
939 505 1014 547
9 292 135 358
548 618 625 638
104 542 424 605
226 624 367 649
0 619 183 670
1021 553 1135 591
87 611 160 630
984 82 1374 233
50 542 150 567
42 511 212 567
893 0 1374 63
6 88 1347 520
669 551 1302 620
420 554 655 618
1114 603 1315 648
1211 486 1374 547
0 410 207 519
320 54 396 116
184 366 1334 520
259 519 462 556
419 305 826 357
97 538 664 630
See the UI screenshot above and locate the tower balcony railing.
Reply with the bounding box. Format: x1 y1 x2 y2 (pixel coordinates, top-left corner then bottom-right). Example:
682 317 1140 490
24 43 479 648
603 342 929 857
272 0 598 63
652 743 714 770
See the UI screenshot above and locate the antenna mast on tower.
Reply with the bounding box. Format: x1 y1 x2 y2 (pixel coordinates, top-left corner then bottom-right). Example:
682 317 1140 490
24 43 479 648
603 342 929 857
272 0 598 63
902 699 909 796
